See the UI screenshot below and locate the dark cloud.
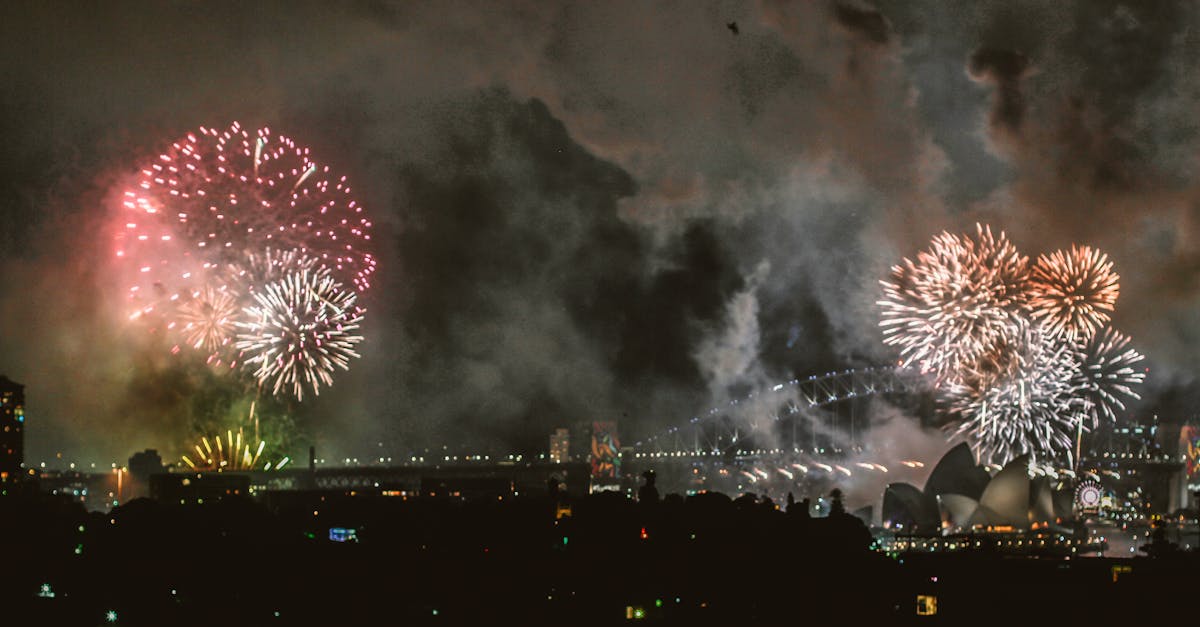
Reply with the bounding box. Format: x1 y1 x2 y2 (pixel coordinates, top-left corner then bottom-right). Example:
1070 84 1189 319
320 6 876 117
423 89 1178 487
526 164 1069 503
834 3 890 45
363 90 745 451
967 47 1029 132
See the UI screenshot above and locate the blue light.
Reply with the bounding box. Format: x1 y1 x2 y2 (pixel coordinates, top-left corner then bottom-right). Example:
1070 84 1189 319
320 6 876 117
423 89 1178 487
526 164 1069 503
329 527 358 542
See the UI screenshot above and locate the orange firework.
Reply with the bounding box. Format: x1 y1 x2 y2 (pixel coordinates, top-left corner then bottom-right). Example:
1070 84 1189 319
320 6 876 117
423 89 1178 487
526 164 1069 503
1029 245 1119 341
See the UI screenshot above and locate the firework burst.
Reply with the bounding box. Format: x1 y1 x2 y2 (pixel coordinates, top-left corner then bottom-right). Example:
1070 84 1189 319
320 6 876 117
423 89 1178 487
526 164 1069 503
880 227 1145 466
1029 245 1119 341
1071 327 1145 424
177 285 241 358
180 429 290 471
878 224 1030 383
115 122 375 400
222 247 318 295
945 323 1082 465
116 121 376 324
235 267 364 401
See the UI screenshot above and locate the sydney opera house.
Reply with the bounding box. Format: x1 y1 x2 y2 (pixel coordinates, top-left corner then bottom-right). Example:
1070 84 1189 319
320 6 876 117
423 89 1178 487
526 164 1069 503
879 443 1106 556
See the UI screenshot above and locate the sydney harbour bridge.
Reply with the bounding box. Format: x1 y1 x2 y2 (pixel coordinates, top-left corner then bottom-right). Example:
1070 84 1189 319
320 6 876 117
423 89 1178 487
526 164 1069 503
631 366 917 458
619 365 930 506
234 364 1170 511
243 366 925 498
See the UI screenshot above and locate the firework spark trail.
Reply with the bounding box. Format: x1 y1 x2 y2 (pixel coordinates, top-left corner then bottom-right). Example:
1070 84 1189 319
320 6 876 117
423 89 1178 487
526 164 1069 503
878 224 1030 384
944 322 1083 465
170 249 328 368
116 122 375 312
880 226 1144 466
180 429 278 471
222 247 319 295
1029 246 1119 341
115 122 375 399
1071 327 1145 424
177 285 241 358
235 267 364 401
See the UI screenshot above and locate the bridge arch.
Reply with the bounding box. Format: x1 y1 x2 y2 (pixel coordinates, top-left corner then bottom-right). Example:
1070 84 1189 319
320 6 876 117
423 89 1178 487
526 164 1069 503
633 366 918 457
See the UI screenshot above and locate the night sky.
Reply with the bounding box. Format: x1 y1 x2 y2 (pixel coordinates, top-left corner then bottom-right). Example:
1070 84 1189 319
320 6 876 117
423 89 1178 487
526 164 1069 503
2 1 1199 466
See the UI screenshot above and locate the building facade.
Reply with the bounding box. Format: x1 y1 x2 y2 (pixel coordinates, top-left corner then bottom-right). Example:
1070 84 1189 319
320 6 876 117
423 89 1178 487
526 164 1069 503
0 375 24 479
549 428 569 464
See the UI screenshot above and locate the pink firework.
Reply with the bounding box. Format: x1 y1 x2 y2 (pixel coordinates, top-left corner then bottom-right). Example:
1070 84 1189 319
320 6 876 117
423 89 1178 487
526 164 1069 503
115 122 376 321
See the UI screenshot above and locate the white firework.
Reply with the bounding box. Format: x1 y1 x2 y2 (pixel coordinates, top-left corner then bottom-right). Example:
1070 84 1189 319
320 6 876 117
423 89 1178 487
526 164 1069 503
222 247 318 295
879 227 1147 467
177 285 241 358
878 224 1030 385
235 267 364 401
945 323 1084 465
1071 327 1145 424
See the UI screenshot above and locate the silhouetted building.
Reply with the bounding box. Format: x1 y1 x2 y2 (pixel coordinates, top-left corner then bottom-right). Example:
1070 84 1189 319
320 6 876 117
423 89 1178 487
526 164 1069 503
0 375 25 479
150 472 252 504
127 449 165 501
549 428 570 464
637 469 659 503
37 470 118 511
569 421 592 461
128 449 164 479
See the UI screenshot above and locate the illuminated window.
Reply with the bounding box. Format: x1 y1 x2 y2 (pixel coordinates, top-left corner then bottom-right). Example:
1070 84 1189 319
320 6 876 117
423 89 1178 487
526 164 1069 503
916 595 938 616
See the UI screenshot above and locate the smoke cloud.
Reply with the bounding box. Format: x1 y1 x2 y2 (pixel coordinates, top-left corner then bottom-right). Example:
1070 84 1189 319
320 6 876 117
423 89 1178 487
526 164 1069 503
0 1 1198 475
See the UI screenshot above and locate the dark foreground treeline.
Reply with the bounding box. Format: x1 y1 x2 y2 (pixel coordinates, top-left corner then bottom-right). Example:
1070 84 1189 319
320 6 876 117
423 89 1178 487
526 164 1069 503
0 488 1196 626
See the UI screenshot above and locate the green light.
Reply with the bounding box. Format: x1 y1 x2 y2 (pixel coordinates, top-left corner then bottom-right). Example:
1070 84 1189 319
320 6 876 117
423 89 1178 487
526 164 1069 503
562 536 569 546
432 609 439 616
74 544 82 555
633 608 645 619
655 599 662 607
105 610 118 623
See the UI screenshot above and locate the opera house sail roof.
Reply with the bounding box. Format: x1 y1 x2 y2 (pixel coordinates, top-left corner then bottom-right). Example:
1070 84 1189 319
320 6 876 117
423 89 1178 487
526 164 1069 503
883 443 1073 534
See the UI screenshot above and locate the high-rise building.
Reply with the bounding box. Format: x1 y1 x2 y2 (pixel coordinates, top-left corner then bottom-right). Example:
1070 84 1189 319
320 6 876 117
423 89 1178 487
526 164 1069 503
569 421 592 461
549 428 570 464
0 375 25 479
